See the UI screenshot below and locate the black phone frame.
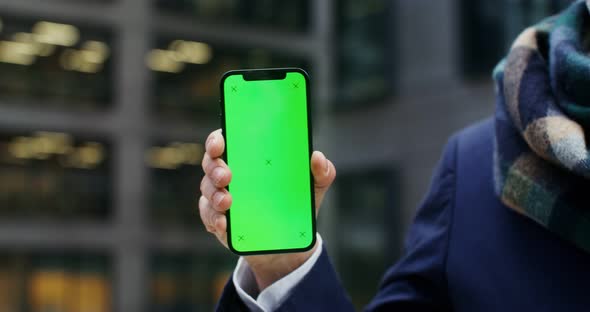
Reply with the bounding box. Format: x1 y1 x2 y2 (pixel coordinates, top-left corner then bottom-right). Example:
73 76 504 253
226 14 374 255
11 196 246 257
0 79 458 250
219 67 317 255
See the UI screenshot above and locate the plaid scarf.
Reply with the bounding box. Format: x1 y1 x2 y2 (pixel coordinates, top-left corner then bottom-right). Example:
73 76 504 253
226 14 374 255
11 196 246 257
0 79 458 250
493 0 590 253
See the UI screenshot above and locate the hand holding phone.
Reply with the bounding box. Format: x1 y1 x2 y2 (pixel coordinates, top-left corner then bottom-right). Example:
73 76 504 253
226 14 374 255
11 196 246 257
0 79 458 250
220 68 316 255
199 131 336 289
198 68 336 286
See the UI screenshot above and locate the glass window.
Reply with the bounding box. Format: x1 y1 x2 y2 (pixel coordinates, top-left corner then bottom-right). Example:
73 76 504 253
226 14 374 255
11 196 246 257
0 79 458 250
155 0 310 33
148 37 309 122
0 16 113 110
334 0 394 109
335 168 400 309
147 139 203 228
460 0 572 77
149 251 236 311
0 251 112 312
0 130 112 220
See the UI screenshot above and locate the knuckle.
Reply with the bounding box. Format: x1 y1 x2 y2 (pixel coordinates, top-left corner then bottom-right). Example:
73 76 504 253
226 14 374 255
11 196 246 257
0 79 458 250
213 191 229 211
211 168 226 187
222 168 232 184
220 193 232 210
209 212 218 230
199 178 207 194
198 196 207 210
206 158 224 175
202 179 214 199
198 198 208 216
201 154 209 170
205 159 217 175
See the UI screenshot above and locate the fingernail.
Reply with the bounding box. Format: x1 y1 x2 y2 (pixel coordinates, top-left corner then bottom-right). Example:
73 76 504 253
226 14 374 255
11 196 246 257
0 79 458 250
324 157 330 176
214 192 226 207
212 167 225 185
207 136 216 150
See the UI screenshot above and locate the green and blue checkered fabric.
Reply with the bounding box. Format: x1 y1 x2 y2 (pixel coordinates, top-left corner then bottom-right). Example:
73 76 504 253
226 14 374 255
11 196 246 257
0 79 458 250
494 0 590 253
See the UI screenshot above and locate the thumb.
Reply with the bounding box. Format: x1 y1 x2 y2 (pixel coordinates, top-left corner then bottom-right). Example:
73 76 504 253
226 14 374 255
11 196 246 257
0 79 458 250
310 151 336 212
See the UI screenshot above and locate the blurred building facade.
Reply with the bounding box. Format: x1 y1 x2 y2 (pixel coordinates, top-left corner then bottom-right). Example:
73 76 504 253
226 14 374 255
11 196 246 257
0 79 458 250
0 0 572 311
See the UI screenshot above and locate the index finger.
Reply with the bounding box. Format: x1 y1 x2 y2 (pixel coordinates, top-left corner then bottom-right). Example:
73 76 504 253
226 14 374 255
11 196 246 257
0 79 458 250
206 129 225 158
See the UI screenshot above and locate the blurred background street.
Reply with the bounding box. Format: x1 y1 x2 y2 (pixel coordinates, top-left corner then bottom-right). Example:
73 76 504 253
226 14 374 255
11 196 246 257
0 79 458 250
0 0 574 311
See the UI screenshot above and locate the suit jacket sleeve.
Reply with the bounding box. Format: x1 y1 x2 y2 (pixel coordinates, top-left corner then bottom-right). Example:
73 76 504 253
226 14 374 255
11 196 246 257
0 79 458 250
216 137 457 311
364 136 456 311
215 246 355 312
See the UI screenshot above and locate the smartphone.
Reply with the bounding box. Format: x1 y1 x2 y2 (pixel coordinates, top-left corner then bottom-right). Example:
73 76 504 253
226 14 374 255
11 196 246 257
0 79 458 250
220 68 316 255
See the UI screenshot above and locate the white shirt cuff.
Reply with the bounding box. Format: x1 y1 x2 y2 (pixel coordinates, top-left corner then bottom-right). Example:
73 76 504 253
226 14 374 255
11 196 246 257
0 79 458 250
232 234 323 312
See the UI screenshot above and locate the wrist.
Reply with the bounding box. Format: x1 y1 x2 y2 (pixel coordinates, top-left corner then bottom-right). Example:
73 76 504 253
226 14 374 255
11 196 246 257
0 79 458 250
244 242 318 291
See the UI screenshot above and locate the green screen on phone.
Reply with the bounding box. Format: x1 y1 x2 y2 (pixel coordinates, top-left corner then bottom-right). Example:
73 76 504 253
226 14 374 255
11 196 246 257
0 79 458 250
221 68 315 255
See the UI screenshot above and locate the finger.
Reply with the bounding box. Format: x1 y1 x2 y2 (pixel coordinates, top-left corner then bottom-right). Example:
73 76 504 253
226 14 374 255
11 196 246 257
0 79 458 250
198 196 228 248
200 177 231 212
201 150 225 174
214 191 232 212
200 176 230 205
213 216 228 248
311 151 336 188
201 152 211 172
198 195 226 230
198 196 216 232
202 156 232 188
310 151 336 207
205 129 225 159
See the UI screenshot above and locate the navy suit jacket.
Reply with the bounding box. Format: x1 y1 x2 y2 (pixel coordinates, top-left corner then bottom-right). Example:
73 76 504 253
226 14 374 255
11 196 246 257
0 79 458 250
217 118 590 311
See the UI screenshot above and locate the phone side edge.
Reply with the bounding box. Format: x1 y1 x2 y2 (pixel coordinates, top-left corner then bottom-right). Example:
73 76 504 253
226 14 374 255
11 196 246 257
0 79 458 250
220 70 237 254
302 66 317 253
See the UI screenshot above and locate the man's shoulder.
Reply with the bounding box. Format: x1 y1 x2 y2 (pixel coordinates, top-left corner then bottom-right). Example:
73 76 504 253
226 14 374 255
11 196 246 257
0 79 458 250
445 117 499 221
437 117 495 180
438 117 496 210
451 117 494 158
